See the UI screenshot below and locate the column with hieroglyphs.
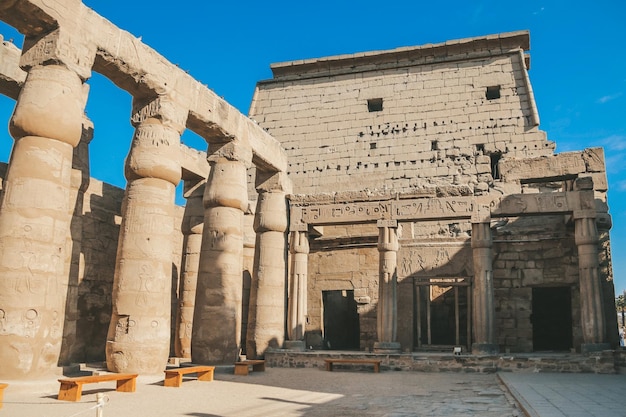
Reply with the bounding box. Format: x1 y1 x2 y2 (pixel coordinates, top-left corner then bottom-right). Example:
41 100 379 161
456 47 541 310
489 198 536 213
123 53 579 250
0 56 88 378
174 179 206 359
106 96 185 373
285 226 309 350
471 220 498 355
192 142 251 364
374 220 401 352
246 172 290 358
575 178 609 352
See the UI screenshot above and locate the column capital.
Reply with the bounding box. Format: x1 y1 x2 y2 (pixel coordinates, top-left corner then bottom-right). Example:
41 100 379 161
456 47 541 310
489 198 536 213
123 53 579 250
208 141 253 167
377 219 397 228
21 28 96 80
255 170 292 194
131 95 189 134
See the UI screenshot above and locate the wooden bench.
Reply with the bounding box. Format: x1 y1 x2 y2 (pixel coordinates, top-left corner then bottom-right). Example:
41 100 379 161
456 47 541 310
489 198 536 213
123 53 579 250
164 365 215 387
0 383 7 409
57 373 137 402
234 360 265 375
324 358 381 373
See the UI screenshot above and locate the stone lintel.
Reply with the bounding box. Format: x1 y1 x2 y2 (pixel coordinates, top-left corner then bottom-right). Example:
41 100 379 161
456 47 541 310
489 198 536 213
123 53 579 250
207 141 253 167
573 209 596 220
255 170 292 194
499 151 589 183
0 0 287 173
0 37 26 99
493 192 579 217
180 145 209 181
131 96 189 133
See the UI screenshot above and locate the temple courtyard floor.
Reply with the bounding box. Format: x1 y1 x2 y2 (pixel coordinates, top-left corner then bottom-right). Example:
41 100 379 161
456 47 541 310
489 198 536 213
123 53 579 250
3 366 626 416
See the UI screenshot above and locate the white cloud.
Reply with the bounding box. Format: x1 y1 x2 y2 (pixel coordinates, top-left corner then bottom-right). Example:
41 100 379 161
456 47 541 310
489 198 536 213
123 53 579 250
602 135 626 151
597 92 623 104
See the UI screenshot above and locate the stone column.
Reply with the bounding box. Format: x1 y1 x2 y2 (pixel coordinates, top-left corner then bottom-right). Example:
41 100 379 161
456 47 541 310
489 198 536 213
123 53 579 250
59 116 93 365
192 142 251 364
471 221 498 354
574 181 609 353
285 226 309 350
374 220 401 353
246 172 290 358
0 64 86 379
174 179 206 359
106 97 184 373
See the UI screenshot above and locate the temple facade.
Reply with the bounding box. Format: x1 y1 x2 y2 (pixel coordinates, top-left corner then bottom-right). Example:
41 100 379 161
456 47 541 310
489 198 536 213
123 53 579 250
0 1 617 380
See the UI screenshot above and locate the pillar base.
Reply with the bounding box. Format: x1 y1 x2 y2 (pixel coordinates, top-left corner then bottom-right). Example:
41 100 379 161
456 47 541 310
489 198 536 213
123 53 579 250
580 343 611 354
283 340 306 351
471 343 499 355
373 342 401 353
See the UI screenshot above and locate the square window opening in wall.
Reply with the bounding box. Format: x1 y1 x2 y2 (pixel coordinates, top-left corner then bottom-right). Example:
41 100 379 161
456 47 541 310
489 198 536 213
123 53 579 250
367 98 383 112
486 85 501 100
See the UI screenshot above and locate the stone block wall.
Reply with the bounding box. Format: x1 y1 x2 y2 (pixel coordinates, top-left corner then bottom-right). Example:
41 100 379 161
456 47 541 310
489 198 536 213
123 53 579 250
250 32 553 195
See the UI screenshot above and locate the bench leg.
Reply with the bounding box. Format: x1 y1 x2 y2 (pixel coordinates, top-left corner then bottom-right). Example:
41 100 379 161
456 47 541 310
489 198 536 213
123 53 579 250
326 362 333 372
58 382 82 402
373 363 380 373
234 364 249 376
116 377 137 392
197 369 214 382
252 363 265 372
164 373 182 387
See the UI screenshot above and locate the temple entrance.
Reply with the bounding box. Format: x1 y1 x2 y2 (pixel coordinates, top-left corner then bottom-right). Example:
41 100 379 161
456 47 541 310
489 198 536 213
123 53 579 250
532 287 573 351
415 278 470 351
322 290 360 350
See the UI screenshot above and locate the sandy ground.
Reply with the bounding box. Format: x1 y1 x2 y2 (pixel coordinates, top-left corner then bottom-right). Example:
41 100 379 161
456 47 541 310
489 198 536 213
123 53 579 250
1 366 521 417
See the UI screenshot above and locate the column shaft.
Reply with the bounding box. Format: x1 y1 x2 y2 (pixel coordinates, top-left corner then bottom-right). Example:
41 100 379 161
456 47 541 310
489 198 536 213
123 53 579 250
575 213 607 350
374 221 400 352
106 114 182 373
287 230 309 342
174 180 205 359
246 191 288 358
471 222 497 354
0 65 84 379
192 157 248 364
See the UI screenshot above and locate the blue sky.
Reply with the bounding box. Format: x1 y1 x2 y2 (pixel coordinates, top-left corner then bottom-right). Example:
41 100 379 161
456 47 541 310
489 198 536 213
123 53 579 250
0 1 624 294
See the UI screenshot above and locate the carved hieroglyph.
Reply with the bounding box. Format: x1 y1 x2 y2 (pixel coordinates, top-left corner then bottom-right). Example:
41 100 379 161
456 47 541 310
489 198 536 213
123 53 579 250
0 64 85 378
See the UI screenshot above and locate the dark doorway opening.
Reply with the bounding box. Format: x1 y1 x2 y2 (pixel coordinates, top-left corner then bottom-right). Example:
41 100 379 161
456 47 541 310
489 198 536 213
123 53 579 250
532 287 573 351
415 279 470 351
322 290 360 350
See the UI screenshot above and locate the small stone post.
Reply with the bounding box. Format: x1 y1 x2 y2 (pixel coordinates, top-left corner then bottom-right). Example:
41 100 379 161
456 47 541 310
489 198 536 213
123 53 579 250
471 220 498 355
285 226 309 350
374 220 401 353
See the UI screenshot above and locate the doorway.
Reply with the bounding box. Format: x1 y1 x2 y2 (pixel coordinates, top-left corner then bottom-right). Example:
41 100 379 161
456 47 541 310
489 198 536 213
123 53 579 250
532 287 573 351
322 290 360 350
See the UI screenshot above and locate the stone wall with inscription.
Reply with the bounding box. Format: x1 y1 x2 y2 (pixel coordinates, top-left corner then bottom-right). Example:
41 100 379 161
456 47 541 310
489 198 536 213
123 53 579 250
251 31 553 196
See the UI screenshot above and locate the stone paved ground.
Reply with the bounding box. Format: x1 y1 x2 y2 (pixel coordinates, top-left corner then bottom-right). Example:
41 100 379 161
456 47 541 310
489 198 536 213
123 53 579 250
3 367 522 416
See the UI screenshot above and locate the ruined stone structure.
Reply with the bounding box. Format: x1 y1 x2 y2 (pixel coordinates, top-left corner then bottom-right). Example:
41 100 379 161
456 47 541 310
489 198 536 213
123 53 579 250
249 31 617 355
0 2 617 381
